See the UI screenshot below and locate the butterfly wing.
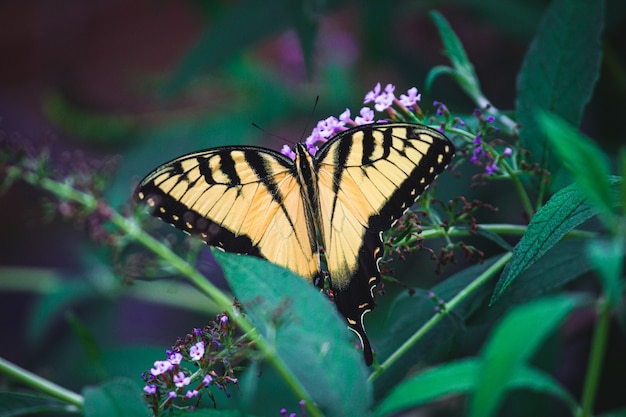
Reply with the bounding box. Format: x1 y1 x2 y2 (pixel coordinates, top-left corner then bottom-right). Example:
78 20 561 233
135 146 320 282
314 123 455 362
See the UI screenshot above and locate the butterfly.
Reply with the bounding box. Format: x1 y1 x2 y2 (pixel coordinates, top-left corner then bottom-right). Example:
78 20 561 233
135 122 455 365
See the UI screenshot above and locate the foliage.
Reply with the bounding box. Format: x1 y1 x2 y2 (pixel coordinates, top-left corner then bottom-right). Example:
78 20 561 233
1 0 625 417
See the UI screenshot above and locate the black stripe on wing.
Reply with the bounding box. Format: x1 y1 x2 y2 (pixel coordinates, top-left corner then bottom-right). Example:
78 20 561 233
368 125 455 231
136 180 262 256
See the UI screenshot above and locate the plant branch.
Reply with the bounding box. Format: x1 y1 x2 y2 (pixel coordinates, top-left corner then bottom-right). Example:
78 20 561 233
369 251 512 381
0 357 83 407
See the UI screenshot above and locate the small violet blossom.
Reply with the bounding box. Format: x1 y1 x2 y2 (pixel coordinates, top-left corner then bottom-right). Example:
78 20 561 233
143 385 157 395
281 144 296 160
399 87 421 107
168 352 183 365
203 374 213 386
173 372 191 388
150 360 172 376
354 107 375 125
185 390 199 399
190 341 205 361
363 82 382 103
374 92 394 112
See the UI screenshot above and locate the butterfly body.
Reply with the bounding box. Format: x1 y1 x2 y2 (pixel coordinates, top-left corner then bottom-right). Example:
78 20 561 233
136 122 455 365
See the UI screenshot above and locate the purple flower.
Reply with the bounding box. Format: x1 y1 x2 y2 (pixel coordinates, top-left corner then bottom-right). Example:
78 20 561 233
354 107 375 125
143 385 157 395
281 144 296 160
150 360 172 376
306 144 319 156
203 374 213 386
364 82 382 103
485 162 498 175
190 341 205 361
185 390 199 399
503 147 513 156
168 352 183 365
168 391 177 400
304 128 323 147
338 108 351 124
399 87 421 107
374 91 394 112
173 371 191 388
486 115 495 123
316 116 343 139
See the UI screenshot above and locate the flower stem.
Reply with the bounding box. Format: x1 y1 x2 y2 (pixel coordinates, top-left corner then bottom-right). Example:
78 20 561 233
580 298 611 417
0 357 83 407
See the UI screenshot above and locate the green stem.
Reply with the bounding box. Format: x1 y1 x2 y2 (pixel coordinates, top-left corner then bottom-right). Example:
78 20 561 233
0 357 83 407
580 298 611 417
416 224 594 242
16 168 324 417
368 252 512 382
499 160 536 219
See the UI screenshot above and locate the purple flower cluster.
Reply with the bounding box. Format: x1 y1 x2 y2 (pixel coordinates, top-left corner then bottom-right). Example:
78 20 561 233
281 82 427 158
467 109 513 176
141 312 248 415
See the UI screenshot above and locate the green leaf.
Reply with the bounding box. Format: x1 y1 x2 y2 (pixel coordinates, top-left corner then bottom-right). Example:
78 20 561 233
492 179 620 303
469 295 586 417
0 392 77 416
515 0 604 171
428 11 481 97
372 359 577 417
82 378 149 417
213 251 372 417
537 111 615 226
480 239 592 321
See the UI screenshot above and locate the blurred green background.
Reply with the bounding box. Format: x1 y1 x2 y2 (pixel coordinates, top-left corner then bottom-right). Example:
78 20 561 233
1 0 625 413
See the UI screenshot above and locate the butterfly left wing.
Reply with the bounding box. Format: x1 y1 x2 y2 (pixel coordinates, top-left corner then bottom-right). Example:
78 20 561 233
135 147 320 282
314 123 455 363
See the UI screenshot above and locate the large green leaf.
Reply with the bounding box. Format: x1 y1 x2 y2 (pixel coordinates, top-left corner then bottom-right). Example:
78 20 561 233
478 239 592 322
492 180 616 303
82 378 149 417
515 0 604 172
469 295 586 417
372 359 577 417
213 250 372 417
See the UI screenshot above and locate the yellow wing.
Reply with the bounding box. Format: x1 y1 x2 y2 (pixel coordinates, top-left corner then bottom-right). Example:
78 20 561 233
313 123 455 362
135 147 320 282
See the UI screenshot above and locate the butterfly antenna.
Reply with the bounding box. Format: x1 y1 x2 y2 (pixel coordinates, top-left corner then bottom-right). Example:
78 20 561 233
251 122 296 147
299 95 320 142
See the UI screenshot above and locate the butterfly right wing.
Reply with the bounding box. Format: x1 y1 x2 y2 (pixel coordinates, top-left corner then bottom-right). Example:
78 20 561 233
135 146 320 282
